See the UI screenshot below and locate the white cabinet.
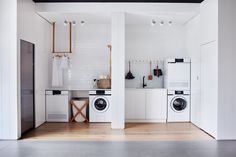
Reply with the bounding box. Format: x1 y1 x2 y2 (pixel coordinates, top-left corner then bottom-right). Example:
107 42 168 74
125 90 146 120
46 90 71 122
146 89 167 120
200 41 218 137
125 88 167 122
200 0 218 45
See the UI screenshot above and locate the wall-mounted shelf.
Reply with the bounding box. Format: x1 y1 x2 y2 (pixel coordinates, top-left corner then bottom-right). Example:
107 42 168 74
52 22 72 53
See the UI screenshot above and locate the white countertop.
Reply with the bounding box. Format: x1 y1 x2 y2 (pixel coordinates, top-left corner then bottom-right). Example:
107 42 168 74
46 87 111 91
126 87 167 90
46 87 165 91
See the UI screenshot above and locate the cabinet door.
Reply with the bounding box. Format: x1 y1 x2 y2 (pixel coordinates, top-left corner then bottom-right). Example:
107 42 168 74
125 90 146 120
125 90 135 120
146 89 167 120
200 41 217 137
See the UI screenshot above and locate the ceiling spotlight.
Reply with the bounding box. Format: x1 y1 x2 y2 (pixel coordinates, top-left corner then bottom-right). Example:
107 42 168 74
80 20 85 26
168 21 173 26
151 19 157 26
64 20 68 26
159 21 164 26
72 21 76 26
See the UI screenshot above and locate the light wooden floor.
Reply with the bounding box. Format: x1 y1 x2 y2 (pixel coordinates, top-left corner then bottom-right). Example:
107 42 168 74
22 122 214 141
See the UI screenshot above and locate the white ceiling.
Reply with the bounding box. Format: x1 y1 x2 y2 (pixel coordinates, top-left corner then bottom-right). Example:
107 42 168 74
39 11 198 25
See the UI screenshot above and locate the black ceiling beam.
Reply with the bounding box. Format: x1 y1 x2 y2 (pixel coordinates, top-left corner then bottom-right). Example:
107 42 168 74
33 0 204 3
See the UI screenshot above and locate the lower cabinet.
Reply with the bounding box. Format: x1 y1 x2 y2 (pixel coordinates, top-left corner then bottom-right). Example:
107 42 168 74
125 88 167 122
125 90 146 120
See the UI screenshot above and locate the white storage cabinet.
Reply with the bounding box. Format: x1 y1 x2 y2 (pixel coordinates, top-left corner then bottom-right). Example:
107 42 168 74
125 89 167 122
46 90 71 122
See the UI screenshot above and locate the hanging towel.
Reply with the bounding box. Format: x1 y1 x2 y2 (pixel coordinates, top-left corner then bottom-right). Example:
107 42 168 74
60 56 69 70
60 56 69 86
52 57 63 87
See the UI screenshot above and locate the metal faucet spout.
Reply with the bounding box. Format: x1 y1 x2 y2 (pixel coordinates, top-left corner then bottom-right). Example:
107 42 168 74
143 76 147 88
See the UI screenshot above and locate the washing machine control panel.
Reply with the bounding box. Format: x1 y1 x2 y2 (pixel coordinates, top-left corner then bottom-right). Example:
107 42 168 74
89 90 111 95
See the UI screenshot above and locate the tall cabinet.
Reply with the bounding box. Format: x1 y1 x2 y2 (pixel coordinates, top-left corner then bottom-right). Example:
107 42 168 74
199 0 218 138
200 41 218 137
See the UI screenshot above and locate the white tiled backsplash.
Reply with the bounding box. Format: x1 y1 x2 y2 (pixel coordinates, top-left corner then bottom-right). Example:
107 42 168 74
125 60 164 88
51 23 111 89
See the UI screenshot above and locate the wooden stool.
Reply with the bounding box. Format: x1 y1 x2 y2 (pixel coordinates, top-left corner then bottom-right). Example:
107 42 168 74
70 99 89 122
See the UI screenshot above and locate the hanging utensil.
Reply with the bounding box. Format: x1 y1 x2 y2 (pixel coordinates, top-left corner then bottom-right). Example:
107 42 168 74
153 60 159 77
125 61 135 80
157 60 163 77
148 61 153 80
157 68 163 77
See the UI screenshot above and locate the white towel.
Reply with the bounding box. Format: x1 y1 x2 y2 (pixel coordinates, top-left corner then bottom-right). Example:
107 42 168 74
60 56 69 70
52 57 63 87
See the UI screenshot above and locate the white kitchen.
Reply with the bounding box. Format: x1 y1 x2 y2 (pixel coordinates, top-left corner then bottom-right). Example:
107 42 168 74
1 0 236 143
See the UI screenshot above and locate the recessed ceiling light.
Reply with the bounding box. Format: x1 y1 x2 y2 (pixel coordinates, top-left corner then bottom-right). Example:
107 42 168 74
81 20 85 26
72 21 76 26
168 21 173 26
151 19 156 26
64 20 68 26
159 21 164 26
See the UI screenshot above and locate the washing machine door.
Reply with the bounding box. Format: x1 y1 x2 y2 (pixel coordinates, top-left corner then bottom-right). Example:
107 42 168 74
171 96 187 112
93 97 109 113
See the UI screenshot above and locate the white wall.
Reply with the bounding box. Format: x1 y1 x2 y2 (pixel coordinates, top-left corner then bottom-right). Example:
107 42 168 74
125 24 188 88
51 23 111 89
218 0 236 140
0 0 18 140
18 0 52 130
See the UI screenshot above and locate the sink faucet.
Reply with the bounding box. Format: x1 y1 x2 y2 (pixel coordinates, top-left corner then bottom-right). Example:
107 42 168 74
143 76 147 88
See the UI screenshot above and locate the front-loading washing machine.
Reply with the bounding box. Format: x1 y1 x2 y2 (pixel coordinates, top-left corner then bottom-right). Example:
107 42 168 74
89 90 111 122
167 90 190 122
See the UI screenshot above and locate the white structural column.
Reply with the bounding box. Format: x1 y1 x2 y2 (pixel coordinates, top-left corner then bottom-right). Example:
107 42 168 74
111 13 125 129
218 0 236 140
0 0 18 139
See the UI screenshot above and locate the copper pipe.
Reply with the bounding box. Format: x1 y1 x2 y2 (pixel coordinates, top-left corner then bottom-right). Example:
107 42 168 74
69 22 72 53
52 22 55 53
108 44 112 79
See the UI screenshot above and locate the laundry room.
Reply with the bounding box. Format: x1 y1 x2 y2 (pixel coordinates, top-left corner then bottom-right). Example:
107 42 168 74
19 2 218 141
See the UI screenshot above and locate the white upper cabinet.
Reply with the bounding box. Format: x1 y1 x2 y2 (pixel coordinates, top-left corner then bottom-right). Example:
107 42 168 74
200 0 218 44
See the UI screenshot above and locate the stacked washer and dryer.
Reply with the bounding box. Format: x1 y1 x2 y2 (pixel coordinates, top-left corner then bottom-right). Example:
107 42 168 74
164 58 191 122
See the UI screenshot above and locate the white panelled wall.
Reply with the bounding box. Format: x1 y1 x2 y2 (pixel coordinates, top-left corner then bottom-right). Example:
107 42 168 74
186 0 236 140
0 0 18 140
18 0 52 131
186 0 218 138
218 0 236 140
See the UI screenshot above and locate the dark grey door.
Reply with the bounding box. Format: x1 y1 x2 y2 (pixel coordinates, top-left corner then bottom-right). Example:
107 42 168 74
20 40 35 135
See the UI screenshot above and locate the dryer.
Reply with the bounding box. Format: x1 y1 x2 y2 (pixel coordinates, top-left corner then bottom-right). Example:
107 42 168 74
89 90 112 122
167 90 190 122
164 58 191 91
